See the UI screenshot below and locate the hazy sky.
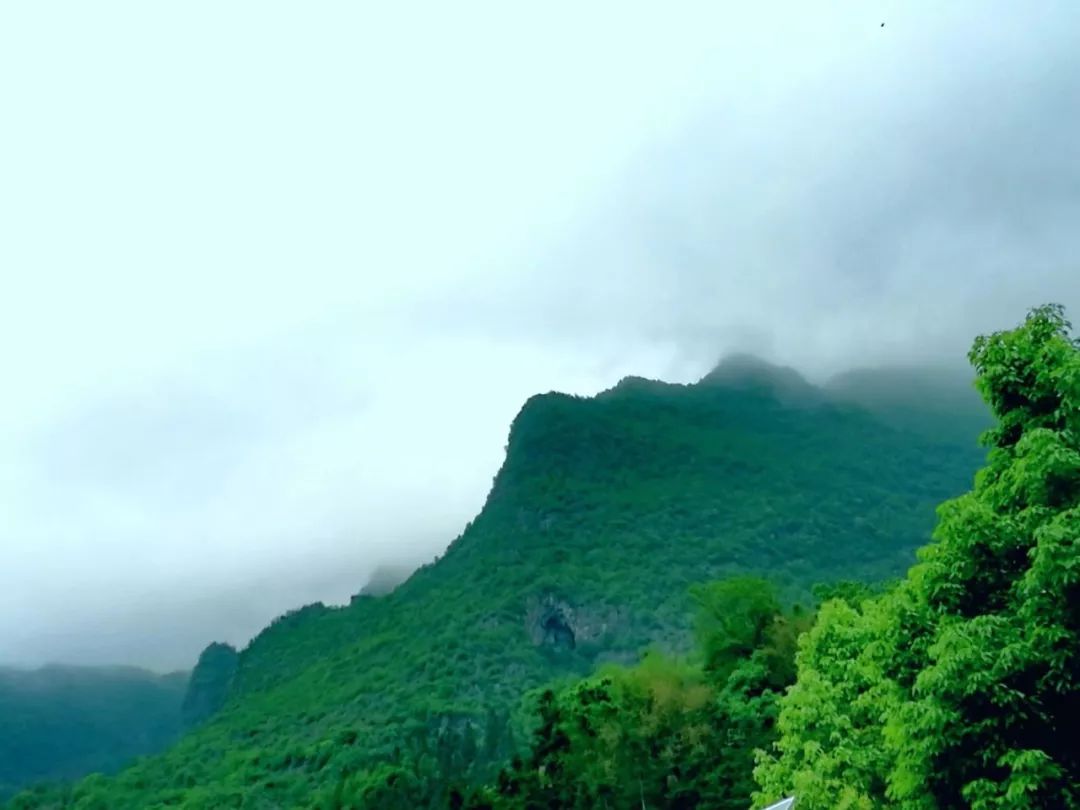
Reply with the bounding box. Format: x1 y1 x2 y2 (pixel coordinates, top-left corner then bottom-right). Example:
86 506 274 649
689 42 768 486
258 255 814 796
2 1 1078 671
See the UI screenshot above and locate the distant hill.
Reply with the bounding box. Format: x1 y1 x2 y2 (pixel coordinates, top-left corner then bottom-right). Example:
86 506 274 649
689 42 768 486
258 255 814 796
699 353 823 404
6 359 990 808
0 665 188 800
825 364 991 442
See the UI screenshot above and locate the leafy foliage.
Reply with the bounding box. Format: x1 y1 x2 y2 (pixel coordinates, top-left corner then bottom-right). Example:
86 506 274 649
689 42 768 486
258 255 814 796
756 305 1080 809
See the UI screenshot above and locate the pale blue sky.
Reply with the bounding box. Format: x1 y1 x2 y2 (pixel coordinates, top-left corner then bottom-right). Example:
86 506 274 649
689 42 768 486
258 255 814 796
2 1 1078 669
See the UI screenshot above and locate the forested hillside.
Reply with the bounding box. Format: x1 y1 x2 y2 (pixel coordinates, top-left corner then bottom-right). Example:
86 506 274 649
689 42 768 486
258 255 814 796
0 666 188 801
7 356 990 809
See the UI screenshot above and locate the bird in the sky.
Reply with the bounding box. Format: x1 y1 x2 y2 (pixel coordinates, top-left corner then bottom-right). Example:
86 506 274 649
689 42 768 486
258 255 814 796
881 22 885 27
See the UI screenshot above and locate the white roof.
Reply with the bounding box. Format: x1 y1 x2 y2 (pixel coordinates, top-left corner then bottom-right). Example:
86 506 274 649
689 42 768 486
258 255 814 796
762 799 795 810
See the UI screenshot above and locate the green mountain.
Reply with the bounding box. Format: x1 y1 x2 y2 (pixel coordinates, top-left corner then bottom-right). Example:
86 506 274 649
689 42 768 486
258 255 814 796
7 360 990 809
0 665 188 801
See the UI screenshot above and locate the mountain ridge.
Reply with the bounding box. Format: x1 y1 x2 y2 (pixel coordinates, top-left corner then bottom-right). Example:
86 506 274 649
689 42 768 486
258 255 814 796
6 361 991 809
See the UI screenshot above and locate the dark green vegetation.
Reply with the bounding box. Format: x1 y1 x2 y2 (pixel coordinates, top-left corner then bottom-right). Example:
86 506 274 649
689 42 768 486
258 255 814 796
181 643 240 729
0 666 188 801
7 345 997 809
452 576 813 810
755 305 1080 808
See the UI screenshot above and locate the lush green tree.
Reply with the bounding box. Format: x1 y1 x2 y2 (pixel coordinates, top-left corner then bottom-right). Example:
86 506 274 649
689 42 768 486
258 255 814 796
491 656 725 808
691 577 780 678
753 594 894 809
756 305 1080 809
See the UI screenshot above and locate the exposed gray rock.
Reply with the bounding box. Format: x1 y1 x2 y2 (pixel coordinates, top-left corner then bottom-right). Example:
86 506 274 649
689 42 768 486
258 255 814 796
524 593 629 652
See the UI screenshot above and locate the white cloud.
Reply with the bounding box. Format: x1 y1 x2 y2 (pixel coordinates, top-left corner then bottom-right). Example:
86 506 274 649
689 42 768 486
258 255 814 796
2 0 1078 669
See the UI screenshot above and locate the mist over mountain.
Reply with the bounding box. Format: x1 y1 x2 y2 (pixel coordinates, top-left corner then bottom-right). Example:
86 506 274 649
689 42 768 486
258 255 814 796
825 364 991 441
4 358 990 807
4 1 1079 677
3 2 1079 807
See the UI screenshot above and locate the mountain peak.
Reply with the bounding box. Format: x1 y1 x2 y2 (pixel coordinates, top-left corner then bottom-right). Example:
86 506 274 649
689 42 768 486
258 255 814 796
357 564 415 598
698 353 817 401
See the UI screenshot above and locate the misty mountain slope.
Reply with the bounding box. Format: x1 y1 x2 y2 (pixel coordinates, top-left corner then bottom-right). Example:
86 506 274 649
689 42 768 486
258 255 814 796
0 666 188 801
825 364 992 442
7 361 989 809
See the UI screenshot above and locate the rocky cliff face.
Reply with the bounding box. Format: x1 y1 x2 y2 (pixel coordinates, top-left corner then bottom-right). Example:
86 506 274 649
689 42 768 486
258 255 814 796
524 593 630 652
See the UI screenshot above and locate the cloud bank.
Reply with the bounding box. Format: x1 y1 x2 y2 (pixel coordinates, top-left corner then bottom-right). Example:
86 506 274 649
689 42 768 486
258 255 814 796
1 0 1078 669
